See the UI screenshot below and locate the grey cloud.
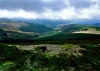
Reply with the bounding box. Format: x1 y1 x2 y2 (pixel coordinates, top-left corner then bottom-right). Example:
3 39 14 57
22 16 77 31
0 0 97 12
46 0 66 11
0 0 66 12
69 0 96 9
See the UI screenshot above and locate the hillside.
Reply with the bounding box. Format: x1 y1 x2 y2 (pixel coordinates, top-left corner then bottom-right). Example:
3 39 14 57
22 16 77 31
0 21 26 31
73 28 100 34
0 43 100 71
0 19 100 41
55 24 100 34
19 23 53 34
55 24 87 33
0 20 53 34
36 33 100 41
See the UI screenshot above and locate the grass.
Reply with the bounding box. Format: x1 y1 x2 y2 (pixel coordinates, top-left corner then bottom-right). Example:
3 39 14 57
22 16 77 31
73 28 100 34
60 44 75 49
0 43 100 71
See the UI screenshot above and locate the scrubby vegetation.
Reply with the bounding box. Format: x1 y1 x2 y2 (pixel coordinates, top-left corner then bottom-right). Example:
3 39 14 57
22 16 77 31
0 43 100 71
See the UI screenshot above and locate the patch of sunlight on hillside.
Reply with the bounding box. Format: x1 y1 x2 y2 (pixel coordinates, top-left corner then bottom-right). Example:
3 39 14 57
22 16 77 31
73 28 100 34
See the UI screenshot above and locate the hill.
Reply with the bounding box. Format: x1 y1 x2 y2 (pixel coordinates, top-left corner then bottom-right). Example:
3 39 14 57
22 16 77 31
55 24 100 34
36 33 100 41
0 19 53 35
73 28 100 34
0 18 100 41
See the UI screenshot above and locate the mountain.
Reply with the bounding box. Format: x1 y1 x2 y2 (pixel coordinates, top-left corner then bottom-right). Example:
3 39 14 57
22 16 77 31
0 18 100 26
0 18 100 38
0 18 54 34
55 24 88 33
19 23 53 34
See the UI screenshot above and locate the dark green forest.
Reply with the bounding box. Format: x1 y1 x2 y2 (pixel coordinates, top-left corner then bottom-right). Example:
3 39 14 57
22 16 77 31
19 23 53 34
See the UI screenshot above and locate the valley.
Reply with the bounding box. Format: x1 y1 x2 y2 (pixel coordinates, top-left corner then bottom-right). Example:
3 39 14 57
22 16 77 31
0 19 100 71
0 19 100 43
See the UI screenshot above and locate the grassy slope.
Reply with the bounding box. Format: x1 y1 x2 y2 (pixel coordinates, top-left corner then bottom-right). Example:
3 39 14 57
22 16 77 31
73 28 100 34
0 21 27 31
36 33 100 41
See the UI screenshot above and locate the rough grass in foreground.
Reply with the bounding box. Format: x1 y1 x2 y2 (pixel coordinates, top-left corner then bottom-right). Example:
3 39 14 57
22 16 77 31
0 43 100 71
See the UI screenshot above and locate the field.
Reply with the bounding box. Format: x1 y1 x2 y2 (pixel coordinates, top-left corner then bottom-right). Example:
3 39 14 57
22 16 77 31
73 28 100 34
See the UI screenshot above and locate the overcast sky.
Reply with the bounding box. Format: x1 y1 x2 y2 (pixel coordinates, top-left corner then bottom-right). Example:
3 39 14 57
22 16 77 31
0 0 100 20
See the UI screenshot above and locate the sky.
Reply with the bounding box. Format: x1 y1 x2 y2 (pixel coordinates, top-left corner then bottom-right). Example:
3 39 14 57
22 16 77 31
0 0 100 20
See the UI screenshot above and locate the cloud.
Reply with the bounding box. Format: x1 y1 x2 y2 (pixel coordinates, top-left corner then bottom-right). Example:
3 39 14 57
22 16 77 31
0 0 100 20
68 0 95 9
0 10 38 19
77 5 100 19
0 0 66 12
0 0 45 12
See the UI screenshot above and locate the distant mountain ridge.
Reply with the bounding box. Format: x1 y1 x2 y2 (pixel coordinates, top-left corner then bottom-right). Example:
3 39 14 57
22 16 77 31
0 18 100 35
0 18 100 40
